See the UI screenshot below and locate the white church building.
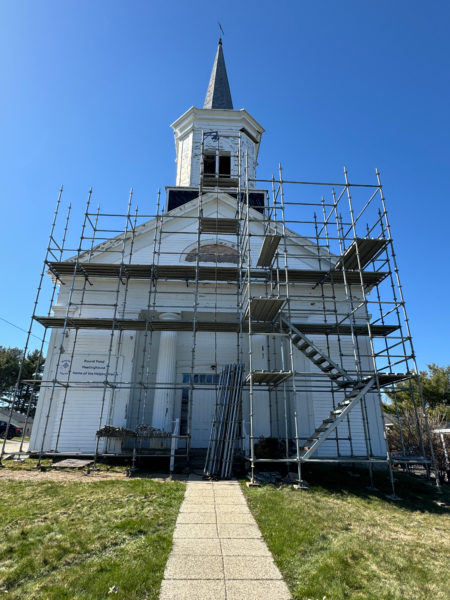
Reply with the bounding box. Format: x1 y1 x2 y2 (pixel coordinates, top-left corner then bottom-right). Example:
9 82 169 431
28 40 415 479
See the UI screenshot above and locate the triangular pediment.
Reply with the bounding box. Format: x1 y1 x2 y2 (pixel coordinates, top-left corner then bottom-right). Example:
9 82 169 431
70 191 333 269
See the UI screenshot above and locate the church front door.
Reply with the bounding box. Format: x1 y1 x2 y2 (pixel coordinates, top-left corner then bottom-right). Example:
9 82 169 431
180 373 219 448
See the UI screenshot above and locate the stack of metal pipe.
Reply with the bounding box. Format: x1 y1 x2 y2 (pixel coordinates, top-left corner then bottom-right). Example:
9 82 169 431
204 363 244 479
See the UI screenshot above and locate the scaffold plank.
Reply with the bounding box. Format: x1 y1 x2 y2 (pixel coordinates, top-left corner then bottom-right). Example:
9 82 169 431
47 262 242 282
335 238 387 270
245 370 293 386
244 297 285 321
52 459 93 469
376 372 411 386
275 268 388 286
47 261 388 286
286 322 398 336
256 234 281 266
33 317 240 332
33 316 398 337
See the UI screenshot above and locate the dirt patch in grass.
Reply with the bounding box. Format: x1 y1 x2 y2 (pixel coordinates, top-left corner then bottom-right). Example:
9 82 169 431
0 476 185 599
0 468 125 482
0 458 186 483
0 469 181 483
243 469 450 600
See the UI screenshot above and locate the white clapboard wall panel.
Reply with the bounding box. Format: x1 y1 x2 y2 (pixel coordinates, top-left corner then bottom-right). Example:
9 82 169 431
49 390 110 453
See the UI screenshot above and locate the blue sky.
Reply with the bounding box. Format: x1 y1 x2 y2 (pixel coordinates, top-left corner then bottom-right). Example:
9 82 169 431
0 0 449 370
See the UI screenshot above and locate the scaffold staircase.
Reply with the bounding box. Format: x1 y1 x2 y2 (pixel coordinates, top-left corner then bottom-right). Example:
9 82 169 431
282 318 355 388
280 316 378 459
300 377 375 460
279 315 409 460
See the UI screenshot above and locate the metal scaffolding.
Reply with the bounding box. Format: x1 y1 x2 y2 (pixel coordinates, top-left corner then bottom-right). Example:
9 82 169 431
0 138 440 492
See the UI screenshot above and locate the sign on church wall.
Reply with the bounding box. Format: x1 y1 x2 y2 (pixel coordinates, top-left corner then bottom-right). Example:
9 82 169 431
57 354 122 384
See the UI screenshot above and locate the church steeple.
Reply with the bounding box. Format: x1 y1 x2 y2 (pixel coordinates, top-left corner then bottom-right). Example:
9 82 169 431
203 38 233 110
170 40 264 194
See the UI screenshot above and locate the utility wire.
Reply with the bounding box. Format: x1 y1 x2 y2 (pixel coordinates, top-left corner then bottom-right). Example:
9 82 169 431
0 316 48 345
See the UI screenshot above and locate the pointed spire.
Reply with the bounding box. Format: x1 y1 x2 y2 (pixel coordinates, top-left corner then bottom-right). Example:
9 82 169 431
204 38 233 110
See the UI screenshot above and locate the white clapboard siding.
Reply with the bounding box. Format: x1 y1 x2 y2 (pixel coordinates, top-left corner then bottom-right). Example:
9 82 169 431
50 390 110 453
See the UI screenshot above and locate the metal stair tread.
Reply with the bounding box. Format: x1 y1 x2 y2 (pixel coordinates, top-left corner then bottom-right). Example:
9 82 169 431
314 357 327 365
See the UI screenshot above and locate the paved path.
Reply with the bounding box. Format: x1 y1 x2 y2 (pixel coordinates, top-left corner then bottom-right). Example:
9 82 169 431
159 478 291 600
1 439 29 455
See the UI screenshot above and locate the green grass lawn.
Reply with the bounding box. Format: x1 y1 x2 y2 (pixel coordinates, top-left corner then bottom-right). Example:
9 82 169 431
243 469 450 600
0 476 185 600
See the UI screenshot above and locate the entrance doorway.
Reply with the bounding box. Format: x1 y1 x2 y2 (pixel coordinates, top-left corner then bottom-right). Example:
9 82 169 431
180 373 219 448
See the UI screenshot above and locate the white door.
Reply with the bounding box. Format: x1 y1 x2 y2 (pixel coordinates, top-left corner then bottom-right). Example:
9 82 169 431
190 389 216 448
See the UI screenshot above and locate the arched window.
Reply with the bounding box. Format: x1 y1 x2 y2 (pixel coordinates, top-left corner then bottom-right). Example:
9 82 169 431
185 244 239 264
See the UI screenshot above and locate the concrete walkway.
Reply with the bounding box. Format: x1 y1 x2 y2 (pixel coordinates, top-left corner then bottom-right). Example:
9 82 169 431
1 439 29 454
159 478 291 600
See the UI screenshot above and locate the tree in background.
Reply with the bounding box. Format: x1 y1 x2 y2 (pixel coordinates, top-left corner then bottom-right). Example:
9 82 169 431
0 346 21 398
0 347 45 418
384 364 450 481
384 364 450 416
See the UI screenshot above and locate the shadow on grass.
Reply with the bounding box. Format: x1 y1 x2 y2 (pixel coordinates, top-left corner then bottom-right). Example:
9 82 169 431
254 462 450 515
